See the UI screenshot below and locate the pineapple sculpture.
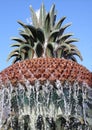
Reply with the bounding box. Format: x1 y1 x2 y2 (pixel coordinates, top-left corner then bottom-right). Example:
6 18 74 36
0 3 92 130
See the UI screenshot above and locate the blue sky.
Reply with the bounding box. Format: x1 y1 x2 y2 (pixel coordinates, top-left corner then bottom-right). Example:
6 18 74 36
0 0 92 71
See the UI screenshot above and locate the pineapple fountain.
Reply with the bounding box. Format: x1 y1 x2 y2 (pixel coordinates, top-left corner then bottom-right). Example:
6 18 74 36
0 3 92 130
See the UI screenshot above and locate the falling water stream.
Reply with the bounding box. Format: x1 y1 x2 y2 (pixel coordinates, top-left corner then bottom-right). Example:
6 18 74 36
0 79 92 130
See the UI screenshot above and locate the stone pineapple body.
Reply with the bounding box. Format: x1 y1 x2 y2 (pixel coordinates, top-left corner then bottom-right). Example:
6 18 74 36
0 3 92 130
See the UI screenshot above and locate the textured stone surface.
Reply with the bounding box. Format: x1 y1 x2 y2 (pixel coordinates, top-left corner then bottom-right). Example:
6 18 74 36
0 58 92 87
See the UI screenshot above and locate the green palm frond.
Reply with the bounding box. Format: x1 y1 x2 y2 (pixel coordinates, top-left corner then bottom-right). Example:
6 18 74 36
48 29 59 42
19 44 34 59
49 4 56 29
58 33 74 43
59 23 72 35
54 16 66 30
46 43 54 57
44 13 50 38
65 44 83 61
39 3 46 28
12 57 21 63
36 28 45 43
30 5 39 27
11 37 26 43
26 25 37 41
10 43 22 47
70 48 83 61
19 32 30 40
8 3 83 63
18 21 34 38
17 20 26 27
65 38 79 44
55 43 71 58
35 42 43 57
7 48 20 61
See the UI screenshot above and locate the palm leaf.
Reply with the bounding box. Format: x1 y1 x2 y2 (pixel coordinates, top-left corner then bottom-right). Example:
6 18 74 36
8 4 82 62
19 32 30 40
10 43 21 47
18 20 35 38
26 25 37 39
20 31 35 45
44 13 50 38
19 44 33 52
7 52 19 61
36 28 45 43
30 5 39 27
19 44 34 59
54 16 66 30
70 49 83 61
11 37 26 43
68 44 83 61
39 3 46 28
59 23 72 35
19 24 36 45
55 43 72 58
58 33 74 43
65 38 79 44
49 4 55 29
17 20 26 28
48 29 59 42
56 43 71 52
68 55 77 62
56 48 62 58
35 43 43 57
28 48 34 59
7 49 20 61
46 43 54 57
12 57 21 63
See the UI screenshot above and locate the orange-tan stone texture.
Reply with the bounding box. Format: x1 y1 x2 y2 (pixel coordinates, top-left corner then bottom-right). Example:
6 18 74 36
0 58 92 87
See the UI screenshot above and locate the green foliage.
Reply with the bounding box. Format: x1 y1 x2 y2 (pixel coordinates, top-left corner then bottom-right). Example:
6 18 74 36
7 3 83 63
